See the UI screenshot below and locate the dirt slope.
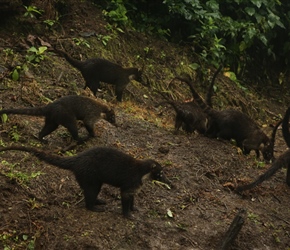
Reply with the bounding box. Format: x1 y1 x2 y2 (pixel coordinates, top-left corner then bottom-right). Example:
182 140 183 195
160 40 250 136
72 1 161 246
0 1 290 249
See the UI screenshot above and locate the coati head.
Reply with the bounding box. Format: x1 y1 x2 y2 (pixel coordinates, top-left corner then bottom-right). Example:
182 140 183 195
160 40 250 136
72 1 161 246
260 142 274 162
105 109 116 125
132 70 150 87
149 160 171 185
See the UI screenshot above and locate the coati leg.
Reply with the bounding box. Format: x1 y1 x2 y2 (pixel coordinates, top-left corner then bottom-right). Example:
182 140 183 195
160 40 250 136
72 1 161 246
121 189 136 218
83 118 96 137
287 164 290 186
115 84 126 102
85 80 100 96
61 120 80 142
38 120 59 141
83 184 105 212
95 199 106 205
174 114 183 134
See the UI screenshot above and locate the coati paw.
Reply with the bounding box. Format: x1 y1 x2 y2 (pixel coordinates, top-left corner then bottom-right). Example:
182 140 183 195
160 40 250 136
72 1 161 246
123 213 134 220
95 199 106 205
89 206 106 212
131 206 139 212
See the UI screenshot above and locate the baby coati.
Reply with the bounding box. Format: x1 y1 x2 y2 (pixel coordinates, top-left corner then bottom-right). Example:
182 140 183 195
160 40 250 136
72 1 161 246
0 146 171 218
236 107 290 191
157 92 208 134
55 49 147 102
175 76 275 161
0 95 116 142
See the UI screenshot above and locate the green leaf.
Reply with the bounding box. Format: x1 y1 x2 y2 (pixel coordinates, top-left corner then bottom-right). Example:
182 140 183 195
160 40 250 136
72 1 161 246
251 0 262 8
38 46 47 54
189 63 200 70
1 113 8 123
245 7 255 16
27 46 38 53
12 69 19 81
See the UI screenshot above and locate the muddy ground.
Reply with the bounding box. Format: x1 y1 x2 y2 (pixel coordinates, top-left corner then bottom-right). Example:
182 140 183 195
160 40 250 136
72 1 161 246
0 1 290 249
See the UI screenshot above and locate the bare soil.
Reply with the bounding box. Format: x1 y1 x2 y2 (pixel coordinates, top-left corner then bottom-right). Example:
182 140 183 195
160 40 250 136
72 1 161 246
0 1 290 249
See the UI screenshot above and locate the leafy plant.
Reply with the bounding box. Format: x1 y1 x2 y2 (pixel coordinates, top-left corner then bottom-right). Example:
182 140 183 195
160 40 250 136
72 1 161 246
1 160 43 186
0 231 35 250
72 38 90 48
96 34 112 46
26 198 44 209
43 18 59 29
102 0 130 26
9 125 21 142
23 5 43 19
26 46 47 64
11 64 29 81
101 0 290 82
0 112 8 123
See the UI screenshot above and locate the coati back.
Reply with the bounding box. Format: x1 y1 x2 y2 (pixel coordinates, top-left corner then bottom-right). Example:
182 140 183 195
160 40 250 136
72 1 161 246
55 49 146 102
157 92 208 134
0 95 116 142
236 107 290 192
175 76 274 161
0 146 171 218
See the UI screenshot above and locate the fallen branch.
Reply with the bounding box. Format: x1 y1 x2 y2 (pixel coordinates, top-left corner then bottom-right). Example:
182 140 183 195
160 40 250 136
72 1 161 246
219 209 247 250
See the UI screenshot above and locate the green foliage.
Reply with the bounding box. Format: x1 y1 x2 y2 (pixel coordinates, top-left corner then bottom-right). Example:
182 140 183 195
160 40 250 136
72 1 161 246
0 231 35 250
43 18 59 29
11 64 29 81
26 46 47 64
102 0 130 26
1 113 8 123
9 125 20 142
72 38 90 48
23 5 43 19
96 34 112 46
100 0 290 82
1 160 43 186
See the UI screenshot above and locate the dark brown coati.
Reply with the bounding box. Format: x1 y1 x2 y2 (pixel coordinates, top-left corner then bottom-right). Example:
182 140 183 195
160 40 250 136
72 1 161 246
0 146 171 218
236 107 290 192
0 95 116 142
157 92 208 134
55 49 147 102
157 66 221 134
175 76 275 161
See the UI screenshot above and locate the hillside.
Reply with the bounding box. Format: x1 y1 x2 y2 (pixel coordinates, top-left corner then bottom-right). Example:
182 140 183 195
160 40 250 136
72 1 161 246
0 1 290 249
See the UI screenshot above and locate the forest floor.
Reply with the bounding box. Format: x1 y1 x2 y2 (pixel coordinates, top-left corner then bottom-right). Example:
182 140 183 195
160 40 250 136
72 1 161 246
0 1 290 249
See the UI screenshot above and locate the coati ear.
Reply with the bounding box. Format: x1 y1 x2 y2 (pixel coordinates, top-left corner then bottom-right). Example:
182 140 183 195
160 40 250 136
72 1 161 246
150 161 161 169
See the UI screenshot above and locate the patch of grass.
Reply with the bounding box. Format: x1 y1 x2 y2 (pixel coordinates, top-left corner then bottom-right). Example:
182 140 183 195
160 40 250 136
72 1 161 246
1 160 43 186
0 231 35 250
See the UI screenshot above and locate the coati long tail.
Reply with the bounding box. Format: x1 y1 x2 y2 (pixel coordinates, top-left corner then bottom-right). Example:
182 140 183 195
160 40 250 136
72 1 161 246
236 150 290 192
54 49 84 70
282 107 290 148
0 146 72 170
0 107 45 116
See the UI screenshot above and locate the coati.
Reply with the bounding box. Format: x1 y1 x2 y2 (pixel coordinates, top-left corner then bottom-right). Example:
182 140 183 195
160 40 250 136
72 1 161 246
0 146 171 218
157 92 208 134
55 49 147 102
157 66 222 134
0 95 116 142
236 107 290 192
175 76 275 161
